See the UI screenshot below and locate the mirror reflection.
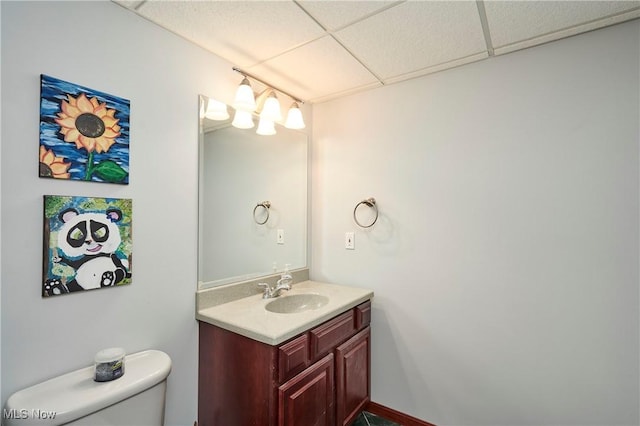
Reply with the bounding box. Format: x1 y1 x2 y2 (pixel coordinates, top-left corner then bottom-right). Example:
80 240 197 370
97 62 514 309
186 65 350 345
198 95 308 289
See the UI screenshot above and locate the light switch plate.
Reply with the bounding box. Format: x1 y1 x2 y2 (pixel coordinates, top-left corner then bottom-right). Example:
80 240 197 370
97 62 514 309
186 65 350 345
345 232 355 250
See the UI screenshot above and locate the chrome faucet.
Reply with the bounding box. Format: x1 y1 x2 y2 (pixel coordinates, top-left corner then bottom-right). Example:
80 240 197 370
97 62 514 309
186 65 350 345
258 270 293 299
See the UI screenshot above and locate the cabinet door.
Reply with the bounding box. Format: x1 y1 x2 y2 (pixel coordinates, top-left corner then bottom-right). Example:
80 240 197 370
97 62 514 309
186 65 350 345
336 326 371 426
278 354 335 426
198 323 278 426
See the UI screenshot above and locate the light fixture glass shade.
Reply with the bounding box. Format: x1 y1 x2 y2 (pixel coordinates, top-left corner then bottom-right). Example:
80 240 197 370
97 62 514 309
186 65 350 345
285 102 305 129
232 109 255 129
256 117 276 136
232 77 256 112
199 97 205 119
205 98 230 121
260 92 282 122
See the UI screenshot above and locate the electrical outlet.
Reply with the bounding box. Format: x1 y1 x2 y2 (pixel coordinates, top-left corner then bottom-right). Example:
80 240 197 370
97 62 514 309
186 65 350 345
277 229 285 245
345 232 355 250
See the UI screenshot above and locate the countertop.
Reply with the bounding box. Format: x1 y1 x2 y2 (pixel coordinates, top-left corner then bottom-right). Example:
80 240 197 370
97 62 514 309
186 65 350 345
196 280 373 345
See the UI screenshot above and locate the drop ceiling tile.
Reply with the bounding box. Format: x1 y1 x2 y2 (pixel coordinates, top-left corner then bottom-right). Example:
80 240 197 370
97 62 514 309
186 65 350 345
247 36 380 103
485 1 640 54
136 0 326 67
297 0 401 31
334 1 487 81
116 0 640 103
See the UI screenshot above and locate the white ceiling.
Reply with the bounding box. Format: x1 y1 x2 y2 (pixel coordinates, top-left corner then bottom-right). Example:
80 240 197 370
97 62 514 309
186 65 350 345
114 0 640 104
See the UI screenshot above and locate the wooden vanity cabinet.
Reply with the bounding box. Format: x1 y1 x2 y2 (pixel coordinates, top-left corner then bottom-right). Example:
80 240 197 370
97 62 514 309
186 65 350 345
198 300 371 426
336 327 371 426
279 353 335 426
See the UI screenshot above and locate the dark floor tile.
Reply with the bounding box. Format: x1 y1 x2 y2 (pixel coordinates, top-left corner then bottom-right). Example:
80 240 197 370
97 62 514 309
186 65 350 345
351 412 371 426
362 411 402 426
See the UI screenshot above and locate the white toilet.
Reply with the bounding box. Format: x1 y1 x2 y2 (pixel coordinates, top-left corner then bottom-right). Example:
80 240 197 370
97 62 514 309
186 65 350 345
3 349 171 425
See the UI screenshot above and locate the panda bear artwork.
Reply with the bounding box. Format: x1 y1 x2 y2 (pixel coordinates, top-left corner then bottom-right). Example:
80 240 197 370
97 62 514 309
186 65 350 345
43 195 132 297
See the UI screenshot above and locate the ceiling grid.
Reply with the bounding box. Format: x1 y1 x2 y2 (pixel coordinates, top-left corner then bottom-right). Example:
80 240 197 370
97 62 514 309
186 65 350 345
476 0 496 56
113 0 640 103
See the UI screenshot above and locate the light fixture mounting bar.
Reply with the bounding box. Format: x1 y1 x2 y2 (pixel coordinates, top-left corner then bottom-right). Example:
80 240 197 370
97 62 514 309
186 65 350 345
232 67 304 105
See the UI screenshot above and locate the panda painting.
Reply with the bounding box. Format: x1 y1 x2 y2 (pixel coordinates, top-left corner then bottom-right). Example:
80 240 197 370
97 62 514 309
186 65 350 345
43 195 132 297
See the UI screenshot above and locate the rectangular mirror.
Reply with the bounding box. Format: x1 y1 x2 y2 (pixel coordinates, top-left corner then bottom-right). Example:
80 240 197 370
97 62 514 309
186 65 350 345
198 95 308 289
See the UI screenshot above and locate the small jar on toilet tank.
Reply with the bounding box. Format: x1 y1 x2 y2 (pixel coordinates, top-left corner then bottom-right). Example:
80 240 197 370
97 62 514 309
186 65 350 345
94 347 125 382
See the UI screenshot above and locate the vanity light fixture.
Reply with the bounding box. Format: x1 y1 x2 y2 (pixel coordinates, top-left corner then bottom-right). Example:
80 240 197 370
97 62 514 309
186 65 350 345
284 102 305 130
259 90 282 122
232 67 305 134
204 98 230 121
232 77 257 112
231 109 255 129
256 117 276 136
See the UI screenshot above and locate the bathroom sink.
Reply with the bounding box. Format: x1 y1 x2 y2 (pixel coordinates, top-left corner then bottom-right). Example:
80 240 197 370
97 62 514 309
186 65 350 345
265 294 329 314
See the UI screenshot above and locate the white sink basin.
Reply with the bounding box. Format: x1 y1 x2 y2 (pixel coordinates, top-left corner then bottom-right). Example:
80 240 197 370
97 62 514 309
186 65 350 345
265 293 329 314
197 280 374 344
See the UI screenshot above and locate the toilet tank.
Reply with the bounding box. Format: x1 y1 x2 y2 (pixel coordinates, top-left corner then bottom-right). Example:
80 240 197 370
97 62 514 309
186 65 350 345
3 350 172 426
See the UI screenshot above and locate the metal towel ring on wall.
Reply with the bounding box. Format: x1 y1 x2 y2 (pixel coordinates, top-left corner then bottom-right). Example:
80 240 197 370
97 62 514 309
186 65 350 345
353 197 378 228
253 201 271 225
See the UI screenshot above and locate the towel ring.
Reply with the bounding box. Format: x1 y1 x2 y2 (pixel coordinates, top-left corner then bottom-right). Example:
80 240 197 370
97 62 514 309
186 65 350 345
353 197 378 228
253 201 271 225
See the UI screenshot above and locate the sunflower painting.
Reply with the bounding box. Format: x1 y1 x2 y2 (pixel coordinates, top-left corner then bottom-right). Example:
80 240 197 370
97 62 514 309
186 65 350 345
39 75 130 184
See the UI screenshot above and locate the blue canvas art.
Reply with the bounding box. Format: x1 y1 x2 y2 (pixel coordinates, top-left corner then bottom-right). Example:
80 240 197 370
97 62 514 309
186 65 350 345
42 195 133 297
39 74 130 184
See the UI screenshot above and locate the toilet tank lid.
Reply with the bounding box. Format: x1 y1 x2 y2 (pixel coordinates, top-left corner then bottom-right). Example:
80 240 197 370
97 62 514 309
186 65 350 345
4 349 172 426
